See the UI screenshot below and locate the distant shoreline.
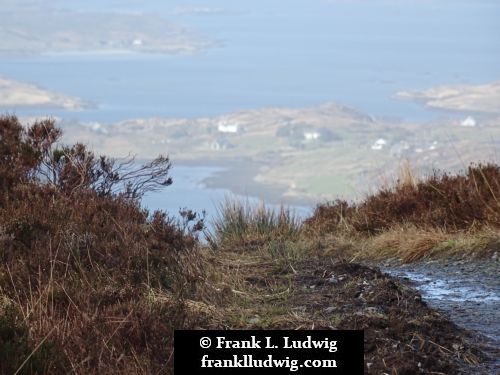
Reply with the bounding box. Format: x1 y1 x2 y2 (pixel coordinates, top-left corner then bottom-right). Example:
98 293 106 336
176 158 318 210
0 77 88 110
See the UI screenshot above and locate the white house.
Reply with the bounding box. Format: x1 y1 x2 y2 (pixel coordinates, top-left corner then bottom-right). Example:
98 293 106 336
371 138 387 151
217 121 239 133
303 131 321 141
460 116 477 127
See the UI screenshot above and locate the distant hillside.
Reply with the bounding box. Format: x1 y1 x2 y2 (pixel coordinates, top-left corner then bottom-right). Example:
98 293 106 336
58 101 500 202
0 3 212 56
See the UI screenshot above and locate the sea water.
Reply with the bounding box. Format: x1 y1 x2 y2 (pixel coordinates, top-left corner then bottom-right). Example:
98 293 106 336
1 0 499 216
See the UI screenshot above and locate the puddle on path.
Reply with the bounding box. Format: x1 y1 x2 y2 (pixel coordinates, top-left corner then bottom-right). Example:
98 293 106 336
383 260 499 373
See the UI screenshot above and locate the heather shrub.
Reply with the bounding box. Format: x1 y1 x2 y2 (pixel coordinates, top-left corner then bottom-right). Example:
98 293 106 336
306 163 500 234
0 116 205 373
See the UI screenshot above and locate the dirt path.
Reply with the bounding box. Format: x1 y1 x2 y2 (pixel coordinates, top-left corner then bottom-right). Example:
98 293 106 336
203 249 487 374
382 260 499 374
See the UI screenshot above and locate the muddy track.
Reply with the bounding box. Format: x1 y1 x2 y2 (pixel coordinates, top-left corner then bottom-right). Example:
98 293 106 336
382 260 499 374
206 250 488 374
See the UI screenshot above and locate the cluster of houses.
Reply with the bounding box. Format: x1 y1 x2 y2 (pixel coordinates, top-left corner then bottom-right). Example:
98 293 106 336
369 115 478 156
207 120 342 152
205 116 478 155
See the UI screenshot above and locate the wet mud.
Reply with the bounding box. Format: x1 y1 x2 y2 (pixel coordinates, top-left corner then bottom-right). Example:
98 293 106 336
383 260 499 374
291 260 484 374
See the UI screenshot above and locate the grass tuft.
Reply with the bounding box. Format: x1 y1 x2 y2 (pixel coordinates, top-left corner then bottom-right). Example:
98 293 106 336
208 197 302 249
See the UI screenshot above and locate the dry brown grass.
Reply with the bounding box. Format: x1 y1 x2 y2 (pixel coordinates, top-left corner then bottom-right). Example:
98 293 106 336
314 224 499 263
305 161 500 262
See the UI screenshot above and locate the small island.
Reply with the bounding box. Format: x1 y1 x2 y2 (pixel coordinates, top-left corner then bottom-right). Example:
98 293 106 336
0 77 86 110
396 81 500 114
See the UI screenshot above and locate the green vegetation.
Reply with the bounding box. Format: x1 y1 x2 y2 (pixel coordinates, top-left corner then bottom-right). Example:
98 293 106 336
300 175 353 196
